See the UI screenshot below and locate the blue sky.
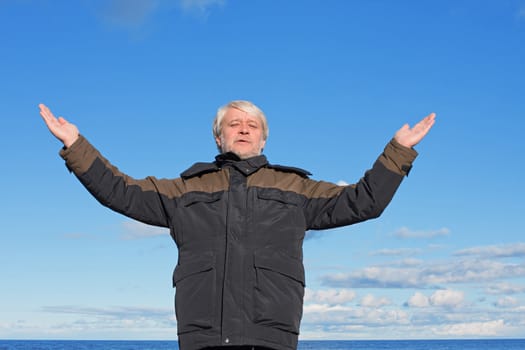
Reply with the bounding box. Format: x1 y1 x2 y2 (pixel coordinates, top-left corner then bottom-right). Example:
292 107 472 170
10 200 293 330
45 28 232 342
1 0 525 341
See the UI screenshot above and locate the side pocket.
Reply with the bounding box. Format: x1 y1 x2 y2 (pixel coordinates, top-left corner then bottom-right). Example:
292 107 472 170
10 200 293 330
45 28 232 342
253 250 305 334
173 251 216 334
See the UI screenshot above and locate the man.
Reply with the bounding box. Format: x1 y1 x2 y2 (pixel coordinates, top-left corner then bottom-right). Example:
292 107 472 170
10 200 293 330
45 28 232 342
39 101 435 350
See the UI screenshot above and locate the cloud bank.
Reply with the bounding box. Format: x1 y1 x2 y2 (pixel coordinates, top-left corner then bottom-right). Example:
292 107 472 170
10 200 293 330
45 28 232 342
94 0 225 32
393 227 451 239
121 220 168 239
321 245 525 289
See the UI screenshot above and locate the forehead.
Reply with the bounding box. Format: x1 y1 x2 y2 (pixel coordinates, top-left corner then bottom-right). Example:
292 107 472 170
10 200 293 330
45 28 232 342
223 107 261 124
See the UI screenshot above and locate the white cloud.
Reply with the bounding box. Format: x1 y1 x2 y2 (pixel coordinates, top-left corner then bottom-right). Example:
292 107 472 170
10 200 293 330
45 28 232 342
93 0 225 33
304 230 324 240
302 303 353 315
302 303 410 327
519 6 525 19
486 282 525 295
0 305 180 339
432 319 506 337
304 288 356 305
429 289 464 308
302 289 409 328
494 296 519 309
321 255 525 289
359 294 391 308
336 180 349 186
321 265 422 288
398 258 424 267
42 305 173 320
98 0 160 29
407 292 430 308
393 226 450 239
121 220 168 239
178 0 225 16
455 243 525 258
370 248 422 257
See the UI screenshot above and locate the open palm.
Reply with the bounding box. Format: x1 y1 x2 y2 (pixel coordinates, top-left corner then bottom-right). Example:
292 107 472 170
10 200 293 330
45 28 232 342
394 113 436 148
39 104 79 148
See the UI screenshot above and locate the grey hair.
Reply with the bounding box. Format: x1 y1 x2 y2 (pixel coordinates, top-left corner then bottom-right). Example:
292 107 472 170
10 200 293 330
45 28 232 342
212 100 269 141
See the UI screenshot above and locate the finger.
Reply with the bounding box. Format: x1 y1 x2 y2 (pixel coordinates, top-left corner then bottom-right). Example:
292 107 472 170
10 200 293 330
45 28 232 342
417 116 436 137
415 113 435 131
417 113 434 123
39 103 51 116
39 104 48 118
424 113 436 125
39 104 55 122
423 113 436 128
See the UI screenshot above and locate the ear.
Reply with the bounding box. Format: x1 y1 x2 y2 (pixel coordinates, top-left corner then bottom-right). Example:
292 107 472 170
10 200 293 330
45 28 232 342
215 136 222 149
260 138 266 152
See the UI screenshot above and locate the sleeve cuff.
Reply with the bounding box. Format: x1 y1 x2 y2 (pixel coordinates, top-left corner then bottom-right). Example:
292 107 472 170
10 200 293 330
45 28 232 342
382 138 418 176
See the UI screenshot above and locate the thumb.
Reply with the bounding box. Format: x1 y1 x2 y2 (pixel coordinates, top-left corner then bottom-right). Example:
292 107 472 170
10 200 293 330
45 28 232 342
396 124 410 136
58 116 68 125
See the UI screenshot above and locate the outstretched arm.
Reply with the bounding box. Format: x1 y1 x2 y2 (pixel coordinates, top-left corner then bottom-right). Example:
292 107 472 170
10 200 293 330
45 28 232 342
39 104 79 148
39 103 170 227
394 112 436 148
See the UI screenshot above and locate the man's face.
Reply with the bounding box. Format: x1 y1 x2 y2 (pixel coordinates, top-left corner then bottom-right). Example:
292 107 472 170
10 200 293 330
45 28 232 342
216 107 266 159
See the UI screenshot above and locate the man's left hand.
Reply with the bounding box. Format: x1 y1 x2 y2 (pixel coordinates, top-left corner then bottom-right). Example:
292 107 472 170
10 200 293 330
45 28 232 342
394 113 436 148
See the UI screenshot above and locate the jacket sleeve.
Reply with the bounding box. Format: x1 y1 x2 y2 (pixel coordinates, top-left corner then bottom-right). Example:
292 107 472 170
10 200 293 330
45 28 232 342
59 135 170 227
304 139 417 230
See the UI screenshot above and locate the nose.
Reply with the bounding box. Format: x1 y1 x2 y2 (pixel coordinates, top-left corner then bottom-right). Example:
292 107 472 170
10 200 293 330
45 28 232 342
239 122 250 134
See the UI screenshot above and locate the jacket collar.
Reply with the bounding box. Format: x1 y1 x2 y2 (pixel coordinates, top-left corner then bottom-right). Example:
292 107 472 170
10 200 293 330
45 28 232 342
180 152 268 179
215 152 269 176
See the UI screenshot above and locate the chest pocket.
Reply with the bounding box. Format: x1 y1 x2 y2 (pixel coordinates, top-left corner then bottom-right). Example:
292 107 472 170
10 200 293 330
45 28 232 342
180 191 222 207
174 191 224 245
255 189 306 240
257 189 301 208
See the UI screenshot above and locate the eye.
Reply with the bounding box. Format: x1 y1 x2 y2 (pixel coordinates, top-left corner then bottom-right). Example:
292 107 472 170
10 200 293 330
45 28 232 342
248 122 259 129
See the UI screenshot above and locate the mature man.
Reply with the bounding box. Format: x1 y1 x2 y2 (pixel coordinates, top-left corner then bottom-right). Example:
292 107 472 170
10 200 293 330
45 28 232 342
39 101 435 350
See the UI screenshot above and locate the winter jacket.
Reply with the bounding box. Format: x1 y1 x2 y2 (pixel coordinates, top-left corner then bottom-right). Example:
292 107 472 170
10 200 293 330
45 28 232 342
60 135 417 350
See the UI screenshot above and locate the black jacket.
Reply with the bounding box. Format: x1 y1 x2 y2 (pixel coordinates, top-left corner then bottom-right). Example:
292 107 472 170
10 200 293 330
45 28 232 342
60 136 417 350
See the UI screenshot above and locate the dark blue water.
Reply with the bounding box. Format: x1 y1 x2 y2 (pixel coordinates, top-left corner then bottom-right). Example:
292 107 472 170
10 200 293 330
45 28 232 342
0 339 524 350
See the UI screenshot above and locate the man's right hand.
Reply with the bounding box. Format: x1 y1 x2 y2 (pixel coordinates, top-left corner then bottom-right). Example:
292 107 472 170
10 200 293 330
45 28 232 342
39 104 79 148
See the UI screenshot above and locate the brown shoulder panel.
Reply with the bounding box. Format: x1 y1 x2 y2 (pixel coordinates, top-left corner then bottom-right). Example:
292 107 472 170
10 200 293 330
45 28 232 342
60 135 229 199
248 168 344 199
178 168 230 195
150 169 229 199
60 135 160 192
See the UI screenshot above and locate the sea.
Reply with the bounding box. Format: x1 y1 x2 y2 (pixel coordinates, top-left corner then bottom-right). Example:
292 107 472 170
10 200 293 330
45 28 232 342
0 339 524 350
